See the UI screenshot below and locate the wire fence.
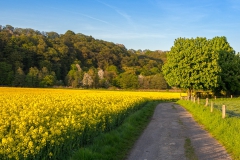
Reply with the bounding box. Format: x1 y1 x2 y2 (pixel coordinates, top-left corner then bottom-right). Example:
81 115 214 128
181 95 240 118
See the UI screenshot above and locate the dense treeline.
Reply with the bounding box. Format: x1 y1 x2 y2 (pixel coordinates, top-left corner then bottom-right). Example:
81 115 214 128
0 25 168 89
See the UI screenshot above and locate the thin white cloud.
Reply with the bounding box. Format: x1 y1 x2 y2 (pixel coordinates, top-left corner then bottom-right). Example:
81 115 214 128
47 6 115 27
97 0 136 30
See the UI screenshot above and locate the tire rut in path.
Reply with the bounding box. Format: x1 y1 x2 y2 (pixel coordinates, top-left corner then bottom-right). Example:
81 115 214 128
126 102 232 160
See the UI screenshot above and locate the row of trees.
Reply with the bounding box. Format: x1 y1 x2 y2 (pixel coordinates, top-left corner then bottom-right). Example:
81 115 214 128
2 25 239 95
163 37 240 96
0 25 168 89
66 63 167 89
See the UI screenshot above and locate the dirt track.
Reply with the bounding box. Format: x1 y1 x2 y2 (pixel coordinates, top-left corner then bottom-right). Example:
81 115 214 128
126 103 232 160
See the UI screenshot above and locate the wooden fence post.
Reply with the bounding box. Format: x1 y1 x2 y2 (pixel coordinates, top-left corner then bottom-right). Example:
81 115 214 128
222 105 226 118
215 96 216 100
211 101 213 112
231 95 232 98
205 98 208 106
197 97 199 104
194 97 196 103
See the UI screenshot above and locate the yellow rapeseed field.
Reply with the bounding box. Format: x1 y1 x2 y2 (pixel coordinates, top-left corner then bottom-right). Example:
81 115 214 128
0 87 184 159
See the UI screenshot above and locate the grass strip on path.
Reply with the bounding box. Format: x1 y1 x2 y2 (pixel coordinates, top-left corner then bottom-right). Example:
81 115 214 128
69 100 161 160
184 137 198 160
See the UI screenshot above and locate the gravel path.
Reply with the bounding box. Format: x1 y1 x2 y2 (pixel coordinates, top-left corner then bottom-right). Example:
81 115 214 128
126 102 232 160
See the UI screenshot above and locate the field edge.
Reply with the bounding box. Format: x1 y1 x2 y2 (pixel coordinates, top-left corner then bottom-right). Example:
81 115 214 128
69 100 163 160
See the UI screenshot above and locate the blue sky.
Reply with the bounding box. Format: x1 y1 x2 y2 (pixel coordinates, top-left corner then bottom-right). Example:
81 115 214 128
1 0 240 52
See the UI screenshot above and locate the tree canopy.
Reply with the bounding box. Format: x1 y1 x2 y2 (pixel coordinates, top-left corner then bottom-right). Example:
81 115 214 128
162 36 240 96
0 24 168 89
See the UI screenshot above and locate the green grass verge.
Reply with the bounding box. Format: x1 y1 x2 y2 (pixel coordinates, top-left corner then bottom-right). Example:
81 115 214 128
69 100 160 160
177 100 240 160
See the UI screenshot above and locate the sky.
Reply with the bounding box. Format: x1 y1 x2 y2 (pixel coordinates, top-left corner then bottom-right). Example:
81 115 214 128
1 0 240 52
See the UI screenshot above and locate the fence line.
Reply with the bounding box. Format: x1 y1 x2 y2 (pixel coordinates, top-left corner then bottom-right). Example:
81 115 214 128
181 95 240 118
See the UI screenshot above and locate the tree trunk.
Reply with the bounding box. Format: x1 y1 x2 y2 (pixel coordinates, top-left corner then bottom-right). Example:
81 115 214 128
188 87 193 98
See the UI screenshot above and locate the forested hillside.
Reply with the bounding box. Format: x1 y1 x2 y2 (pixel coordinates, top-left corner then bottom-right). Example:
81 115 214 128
0 25 168 89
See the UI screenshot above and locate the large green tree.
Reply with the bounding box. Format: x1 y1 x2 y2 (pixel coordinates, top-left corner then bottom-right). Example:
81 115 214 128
163 37 238 96
211 37 240 95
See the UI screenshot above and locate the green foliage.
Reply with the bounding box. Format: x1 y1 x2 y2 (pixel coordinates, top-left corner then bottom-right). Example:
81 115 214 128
211 37 240 95
24 67 56 87
66 64 83 87
26 67 39 87
149 73 168 89
0 24 167 89
163 37 239 95
13 67 25 86
116 72 139 89
39 74 55 87
0 61 14 85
